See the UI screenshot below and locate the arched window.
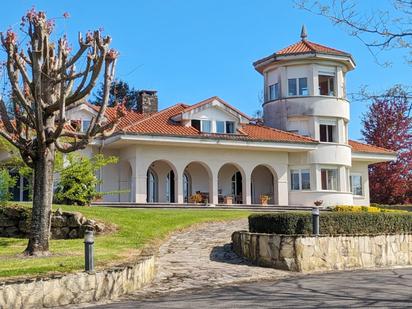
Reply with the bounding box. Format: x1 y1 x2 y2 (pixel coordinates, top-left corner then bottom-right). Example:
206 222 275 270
147 168 158 203
183 171 192 202
231 171 242 203
165 170 175 203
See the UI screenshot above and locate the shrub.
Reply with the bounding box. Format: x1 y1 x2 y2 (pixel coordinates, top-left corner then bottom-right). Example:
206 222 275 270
0 169 16 205
54 154 118 206
249 212 412 235
333 205 406 213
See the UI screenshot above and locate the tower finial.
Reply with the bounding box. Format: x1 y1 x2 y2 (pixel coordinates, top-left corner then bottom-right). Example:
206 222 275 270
300 25 307 41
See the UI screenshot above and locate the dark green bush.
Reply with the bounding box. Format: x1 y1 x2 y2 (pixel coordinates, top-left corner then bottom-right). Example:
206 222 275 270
249 212 412 235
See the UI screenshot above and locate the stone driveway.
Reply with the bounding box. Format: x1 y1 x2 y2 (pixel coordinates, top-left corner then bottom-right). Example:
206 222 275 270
78 219 290 307
126 219 290 299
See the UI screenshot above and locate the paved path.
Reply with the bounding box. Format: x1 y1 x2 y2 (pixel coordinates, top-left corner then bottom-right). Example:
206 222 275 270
128 219 289 296
79 219 289 308
92 268 412 308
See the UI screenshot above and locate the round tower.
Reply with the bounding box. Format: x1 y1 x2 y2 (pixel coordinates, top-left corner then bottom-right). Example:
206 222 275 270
253 26 356 206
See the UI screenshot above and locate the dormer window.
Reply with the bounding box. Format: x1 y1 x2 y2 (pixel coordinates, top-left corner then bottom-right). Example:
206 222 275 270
191 119 212 133
81 119 91 132
226 121 235 134
201 120 211 133
319 74 335 96
288 78 308 96
191 119 201 131
192 119 236 134
216 121 225 133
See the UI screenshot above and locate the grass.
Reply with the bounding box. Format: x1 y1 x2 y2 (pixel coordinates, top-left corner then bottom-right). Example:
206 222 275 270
0 204 250 279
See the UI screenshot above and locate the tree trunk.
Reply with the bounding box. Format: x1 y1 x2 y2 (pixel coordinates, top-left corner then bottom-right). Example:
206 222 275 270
24 147 55 256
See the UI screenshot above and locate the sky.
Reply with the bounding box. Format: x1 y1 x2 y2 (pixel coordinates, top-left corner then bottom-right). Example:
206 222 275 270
1 0 410 140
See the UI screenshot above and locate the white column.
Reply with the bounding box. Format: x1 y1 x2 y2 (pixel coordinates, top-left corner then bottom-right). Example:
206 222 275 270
210 171 218 205
278 181 289 205
175 165 185 204
276 165 289 206
337 118 345 144
135 174 147 203
132 158 148 203
243 172 251 205
339 166 347 192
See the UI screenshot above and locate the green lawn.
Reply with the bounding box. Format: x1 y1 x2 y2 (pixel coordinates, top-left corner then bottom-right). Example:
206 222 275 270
0 205 250 279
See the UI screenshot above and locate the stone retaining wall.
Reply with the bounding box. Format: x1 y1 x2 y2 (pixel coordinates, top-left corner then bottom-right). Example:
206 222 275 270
0 206 108 239
232 231 412 272
0 255 155 308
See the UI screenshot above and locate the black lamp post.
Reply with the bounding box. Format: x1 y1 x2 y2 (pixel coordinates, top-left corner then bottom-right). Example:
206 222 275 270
84 230 94 272
312 207 320 236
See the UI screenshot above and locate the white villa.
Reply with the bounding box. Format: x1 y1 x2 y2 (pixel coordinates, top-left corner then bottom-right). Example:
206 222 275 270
2 28 396 206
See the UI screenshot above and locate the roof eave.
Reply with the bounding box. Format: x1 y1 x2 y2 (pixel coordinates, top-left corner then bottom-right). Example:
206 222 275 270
254 52 356 73
101 131 318 149
351 151 397 163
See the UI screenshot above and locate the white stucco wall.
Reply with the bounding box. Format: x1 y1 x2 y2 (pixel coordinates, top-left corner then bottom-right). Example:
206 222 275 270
107 142 289 205
351 161 370 206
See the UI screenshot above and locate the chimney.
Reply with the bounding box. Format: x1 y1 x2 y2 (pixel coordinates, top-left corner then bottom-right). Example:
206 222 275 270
137 90 158 114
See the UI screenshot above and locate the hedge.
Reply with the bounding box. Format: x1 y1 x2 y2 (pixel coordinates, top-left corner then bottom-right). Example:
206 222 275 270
248 212 412 235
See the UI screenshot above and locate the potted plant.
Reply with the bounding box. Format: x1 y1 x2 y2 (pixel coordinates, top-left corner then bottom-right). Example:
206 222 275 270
314 200 323 207
259 194 271 206
224 195 233 205
190 193 203 204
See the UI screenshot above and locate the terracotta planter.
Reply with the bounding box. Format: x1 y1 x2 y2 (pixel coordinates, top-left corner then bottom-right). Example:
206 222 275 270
260 197 269 205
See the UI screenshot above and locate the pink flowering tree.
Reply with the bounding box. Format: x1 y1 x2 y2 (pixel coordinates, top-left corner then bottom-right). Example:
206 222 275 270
361 86 412 204
0 9 125 255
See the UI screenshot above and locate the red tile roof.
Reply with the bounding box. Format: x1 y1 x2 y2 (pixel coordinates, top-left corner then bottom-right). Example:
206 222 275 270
253 39 354 73
86 103 148 130
277 39 350 56
349 140 395 154
116 103 316 144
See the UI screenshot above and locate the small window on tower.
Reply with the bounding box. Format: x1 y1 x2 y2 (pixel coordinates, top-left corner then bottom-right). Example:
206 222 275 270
298 78 308 95
319 75 335 96
288 79 297 96
269 83 280 100
319 124 335 142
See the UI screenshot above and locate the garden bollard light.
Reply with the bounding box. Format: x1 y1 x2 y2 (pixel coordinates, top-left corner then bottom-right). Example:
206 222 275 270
84 230 94 272
312 207 320 236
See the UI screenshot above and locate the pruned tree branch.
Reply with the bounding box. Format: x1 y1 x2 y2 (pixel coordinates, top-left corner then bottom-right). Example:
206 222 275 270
295 0 412 65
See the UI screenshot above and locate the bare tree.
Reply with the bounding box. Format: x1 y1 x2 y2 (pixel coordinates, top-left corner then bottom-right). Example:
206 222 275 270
295 0 412 65
0 9 125 256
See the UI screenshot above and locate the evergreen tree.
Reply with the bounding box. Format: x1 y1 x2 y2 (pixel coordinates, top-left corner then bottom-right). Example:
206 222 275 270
92 80 139 110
